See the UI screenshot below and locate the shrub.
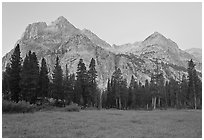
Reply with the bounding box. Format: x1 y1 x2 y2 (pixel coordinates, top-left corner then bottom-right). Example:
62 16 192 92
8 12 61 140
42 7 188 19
84 106 98 110
2 100 36 113
35 104 54 111
47 98 56 105
54 99 65 107
64 104 80 112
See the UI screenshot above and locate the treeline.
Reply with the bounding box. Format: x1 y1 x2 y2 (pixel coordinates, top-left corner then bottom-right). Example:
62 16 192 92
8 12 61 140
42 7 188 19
2 44 100 107
2 44 202 110
102 60 202 110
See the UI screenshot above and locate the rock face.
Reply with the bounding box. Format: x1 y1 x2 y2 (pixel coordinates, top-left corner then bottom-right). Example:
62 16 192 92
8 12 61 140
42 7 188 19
2 16 202 89
185 48 202 63
108 31 202 73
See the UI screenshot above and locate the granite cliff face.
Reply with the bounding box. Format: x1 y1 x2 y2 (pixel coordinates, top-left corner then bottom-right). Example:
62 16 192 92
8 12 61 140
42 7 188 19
2 16 202 89
108 32 201 73
185 48 202 63
2 17 116 88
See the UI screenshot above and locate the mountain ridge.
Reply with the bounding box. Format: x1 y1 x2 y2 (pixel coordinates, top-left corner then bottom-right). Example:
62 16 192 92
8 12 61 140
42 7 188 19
2 16 202 89
185 48 202 63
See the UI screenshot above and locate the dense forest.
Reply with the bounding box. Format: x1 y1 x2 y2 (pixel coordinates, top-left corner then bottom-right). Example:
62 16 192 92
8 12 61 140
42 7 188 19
2 44 202 109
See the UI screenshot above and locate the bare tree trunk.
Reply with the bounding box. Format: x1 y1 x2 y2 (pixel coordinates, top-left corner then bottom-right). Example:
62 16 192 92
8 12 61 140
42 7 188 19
184 101 186 108
193 84 197 110
194 95 197 110
158 97 160 108
152 97 154 108
97 92 102 110
176 92 179 108
165 90 167 108
116 98 118 109
153 97 156 109
119 98 121 110
125 100 127 110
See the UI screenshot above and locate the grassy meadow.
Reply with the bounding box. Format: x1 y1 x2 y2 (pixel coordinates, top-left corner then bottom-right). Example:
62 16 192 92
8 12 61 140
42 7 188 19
2 109 202 138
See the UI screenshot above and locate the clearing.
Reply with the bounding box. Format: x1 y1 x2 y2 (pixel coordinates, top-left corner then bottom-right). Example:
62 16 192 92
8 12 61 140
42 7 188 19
2 109 202 138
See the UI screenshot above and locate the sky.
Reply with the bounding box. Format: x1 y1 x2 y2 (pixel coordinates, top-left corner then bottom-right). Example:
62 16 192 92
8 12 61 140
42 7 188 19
2 2 202 55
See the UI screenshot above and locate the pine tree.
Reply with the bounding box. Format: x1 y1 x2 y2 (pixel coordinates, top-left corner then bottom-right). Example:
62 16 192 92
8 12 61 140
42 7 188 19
120 78 128 109
106 78 112 108
2 64 11 100
110 75 115 108
30 52 39 103
144 79 151 109
20 51 39 103
168 78 179 107
140 84 146 107
39 58 49 98
137 81 143 107
102 90 107 108
87 58 97 107
69 73 75 102
128 75 136 108
63 64 69 102
20 54 29 101
2 72 9 96
180 74 188 108
111 67 124 109
164 81 169 108
157 73 165 108
63 64 74 104
52 56 64 100
75 58 88 106
195 76 202 108
150 74 157 109
187 59 201 109
7 44 22 102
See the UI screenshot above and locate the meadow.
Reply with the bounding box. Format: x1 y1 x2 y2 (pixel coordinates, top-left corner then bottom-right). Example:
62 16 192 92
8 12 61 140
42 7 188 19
2 109 202 138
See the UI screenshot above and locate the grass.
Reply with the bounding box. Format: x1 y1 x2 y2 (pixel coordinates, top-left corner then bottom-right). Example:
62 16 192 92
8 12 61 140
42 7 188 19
2 109 202 138
64 104 80 112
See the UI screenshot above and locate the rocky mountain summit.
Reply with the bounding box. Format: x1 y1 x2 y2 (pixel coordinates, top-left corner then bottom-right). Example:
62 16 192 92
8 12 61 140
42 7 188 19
2 16 202 89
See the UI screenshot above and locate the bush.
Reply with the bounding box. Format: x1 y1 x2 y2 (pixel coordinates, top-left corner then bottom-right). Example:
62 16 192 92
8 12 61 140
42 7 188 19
84 106 98 110
47 98 56 106
35 104 54 111
54 99 65 107
2 100 36 113
64 104 80 112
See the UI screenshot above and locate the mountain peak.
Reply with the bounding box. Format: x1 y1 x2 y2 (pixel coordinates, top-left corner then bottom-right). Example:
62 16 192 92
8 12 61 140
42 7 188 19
55 16 69 23
151 31 166 38
52 16 69 25
51 16 75 28
49 16 78 33
143 31 167 42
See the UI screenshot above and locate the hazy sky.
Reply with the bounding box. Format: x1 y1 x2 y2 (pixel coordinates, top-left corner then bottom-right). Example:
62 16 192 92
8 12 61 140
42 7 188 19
2 2 202 55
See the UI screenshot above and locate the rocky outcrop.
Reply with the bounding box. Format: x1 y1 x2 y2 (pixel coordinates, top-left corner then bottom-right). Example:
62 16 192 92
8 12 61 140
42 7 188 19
185 48 202 63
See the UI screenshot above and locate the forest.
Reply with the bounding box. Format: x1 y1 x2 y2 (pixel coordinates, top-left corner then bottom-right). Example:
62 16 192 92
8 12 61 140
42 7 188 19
2 44 202 110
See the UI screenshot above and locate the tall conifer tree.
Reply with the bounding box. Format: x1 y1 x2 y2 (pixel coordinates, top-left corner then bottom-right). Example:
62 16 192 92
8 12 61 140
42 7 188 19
21 51 39 103
2 64 11 99
88 58 97 107
9 44 22 102
187 59 201 109
39 58 49 98
52 56 63 100
63 64 74 104
75 58 88 106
